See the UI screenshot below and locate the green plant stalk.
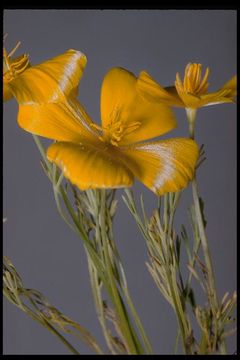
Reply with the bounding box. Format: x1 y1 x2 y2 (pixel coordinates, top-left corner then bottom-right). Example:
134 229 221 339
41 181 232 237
118 265 153 354
191 178 218 312
186 108 227 354
4 255 105 354
33 136 148 354
157 198 191 353
86 190 150 354
33 135 52 173
186 108 197 141
30 309 81 355
98 189 142 354
86 253 117 354
161 236 192 355
65 187 147 354
41 319 81 355
58 180 138 341
4 289 80 355
166 267 191 354
123 190 192 354
104 192 152 354
174 327 181 354
60 187 111 290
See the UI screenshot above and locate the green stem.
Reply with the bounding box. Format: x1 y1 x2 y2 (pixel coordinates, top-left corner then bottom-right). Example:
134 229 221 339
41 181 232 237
191 178 218 311
163 194 192 354
98 190 141 354
124 189 192 353
32 135 52 173
5 292 80 355
32 313 81 355
174 327 181 354
165 261 191 354
191 178 226 355
186 109 227 355
186 108 197 140
120 276 153 354
32 136 145 354
86 253 117 354
187 109 218 309
41 319 81 355
57 184 144 354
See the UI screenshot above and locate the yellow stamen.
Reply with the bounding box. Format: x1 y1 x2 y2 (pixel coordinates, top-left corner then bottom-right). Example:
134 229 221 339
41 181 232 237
8 41 21 57
175 63 210 96
175 72 184 92
183 63 192 93
90 108 141 147
3 48 10 72
3 40 30 82
195 67 209 94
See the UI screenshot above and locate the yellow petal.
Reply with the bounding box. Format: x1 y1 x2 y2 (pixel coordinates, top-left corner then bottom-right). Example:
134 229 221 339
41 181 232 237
3 83 13 101
7 49 87 104
47 141 134 190
175 91 202 108
17 98 100 143
193 76 237 107
100 67 177 145
220 75 237 97
137 71 184 107
119 138 199 195
197 89 236 107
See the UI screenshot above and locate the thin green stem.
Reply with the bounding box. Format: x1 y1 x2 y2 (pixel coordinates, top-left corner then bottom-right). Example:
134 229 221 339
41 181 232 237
165 261 191 354
42 319 81 355
98 190 141 354
32 135 52 173
32 137 154 354
124 190 192 354
186 108 197 140
191 178 218 311
55 183 145 354
120 277 153 354
174 327 181 354
186 109 227 355
4 290 80 355
162 194 192 354
86 254 117 354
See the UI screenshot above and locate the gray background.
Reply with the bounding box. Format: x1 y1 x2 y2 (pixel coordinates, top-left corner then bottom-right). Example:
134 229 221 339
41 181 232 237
3 10 236 355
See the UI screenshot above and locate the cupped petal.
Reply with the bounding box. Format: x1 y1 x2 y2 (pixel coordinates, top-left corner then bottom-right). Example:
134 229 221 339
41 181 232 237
7 49 87 105
17 98 100 143
197 88 236 107
47 141 134 190
3 83 13 101
100 67 177 145
220 75 237 97
119 138 199 195
137 71 184 107
175 91 202 109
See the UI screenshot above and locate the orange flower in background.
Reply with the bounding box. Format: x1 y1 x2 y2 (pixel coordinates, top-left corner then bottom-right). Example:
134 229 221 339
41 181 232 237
3 40 30 101
3 46 199 195
3 41 87 106
137 63 237 109
3 44 96 143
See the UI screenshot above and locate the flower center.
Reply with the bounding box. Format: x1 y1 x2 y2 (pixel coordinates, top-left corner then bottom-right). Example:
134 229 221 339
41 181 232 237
91 107 141 146
175 63 210 96
3 38 30 83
